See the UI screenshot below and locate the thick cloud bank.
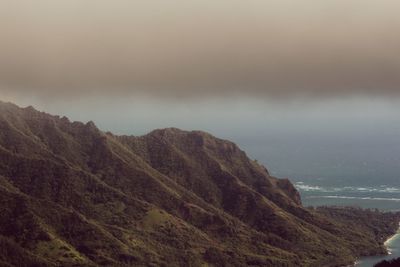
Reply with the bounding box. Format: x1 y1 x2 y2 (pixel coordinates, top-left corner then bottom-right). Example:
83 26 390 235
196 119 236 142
1 0 400 99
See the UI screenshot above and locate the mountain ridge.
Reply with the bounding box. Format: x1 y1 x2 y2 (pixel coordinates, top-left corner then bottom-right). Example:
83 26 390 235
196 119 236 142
0 100 398 267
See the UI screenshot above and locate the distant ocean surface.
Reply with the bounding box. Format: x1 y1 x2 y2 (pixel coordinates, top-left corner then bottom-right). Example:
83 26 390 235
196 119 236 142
235 132 400 267
293 181 400 267
295 182 400 211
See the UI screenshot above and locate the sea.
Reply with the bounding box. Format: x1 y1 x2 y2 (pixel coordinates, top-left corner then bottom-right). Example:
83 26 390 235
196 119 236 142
235 131 400 267
294 180 400 267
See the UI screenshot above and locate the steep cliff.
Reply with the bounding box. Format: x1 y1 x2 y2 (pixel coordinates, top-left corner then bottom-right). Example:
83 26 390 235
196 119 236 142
0 101 398 267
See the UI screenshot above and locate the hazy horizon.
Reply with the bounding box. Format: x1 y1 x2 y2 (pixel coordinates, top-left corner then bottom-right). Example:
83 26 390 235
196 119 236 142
1 0 400 185
2 96 399 190
1 2 400 266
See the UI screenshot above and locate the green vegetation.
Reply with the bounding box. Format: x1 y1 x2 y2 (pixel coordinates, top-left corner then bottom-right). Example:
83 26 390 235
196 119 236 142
0 101 398 266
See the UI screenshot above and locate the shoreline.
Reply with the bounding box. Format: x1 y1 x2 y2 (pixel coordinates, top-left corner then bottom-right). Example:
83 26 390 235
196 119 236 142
383 222 400 255
353 222 400 266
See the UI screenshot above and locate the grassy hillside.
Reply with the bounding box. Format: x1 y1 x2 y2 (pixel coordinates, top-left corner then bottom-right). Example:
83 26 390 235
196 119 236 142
0 101 398 267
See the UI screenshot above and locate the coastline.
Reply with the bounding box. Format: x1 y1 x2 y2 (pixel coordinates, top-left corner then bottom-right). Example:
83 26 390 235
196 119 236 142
383 222 400 255
353 222 400 266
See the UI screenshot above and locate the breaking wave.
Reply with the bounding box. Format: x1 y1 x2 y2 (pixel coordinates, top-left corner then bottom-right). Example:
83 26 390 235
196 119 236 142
305 195 400 202
295 182 400 194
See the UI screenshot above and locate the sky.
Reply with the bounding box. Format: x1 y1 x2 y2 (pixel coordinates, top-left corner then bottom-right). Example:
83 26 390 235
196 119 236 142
1 0 400 100
1 1 400 183
0 0 400 139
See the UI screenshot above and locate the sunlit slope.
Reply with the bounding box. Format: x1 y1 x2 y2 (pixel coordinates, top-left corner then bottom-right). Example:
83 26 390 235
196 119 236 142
0 101 398 267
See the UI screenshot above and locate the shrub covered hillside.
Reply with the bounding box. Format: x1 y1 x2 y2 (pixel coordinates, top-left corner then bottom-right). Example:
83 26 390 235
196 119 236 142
0 101 399 267
374 258 400 267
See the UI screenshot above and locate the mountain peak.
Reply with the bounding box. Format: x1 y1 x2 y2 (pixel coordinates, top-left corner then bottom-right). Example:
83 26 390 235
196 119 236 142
85 120 98 130
0 101 398 267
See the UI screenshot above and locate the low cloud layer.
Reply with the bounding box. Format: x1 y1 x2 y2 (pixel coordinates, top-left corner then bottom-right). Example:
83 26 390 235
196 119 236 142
1 0 400 100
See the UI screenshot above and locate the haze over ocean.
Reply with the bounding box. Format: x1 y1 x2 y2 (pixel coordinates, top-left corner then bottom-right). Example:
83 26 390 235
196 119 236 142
2 1 400 209
6 96 399 213
2 1 400 266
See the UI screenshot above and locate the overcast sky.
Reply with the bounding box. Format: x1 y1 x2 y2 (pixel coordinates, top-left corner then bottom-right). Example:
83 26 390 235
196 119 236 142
1 0 400 100
1 1 400 140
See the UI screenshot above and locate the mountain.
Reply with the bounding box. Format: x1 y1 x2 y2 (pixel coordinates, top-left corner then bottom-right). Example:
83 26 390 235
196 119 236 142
0 100 398 267
374 257 400 267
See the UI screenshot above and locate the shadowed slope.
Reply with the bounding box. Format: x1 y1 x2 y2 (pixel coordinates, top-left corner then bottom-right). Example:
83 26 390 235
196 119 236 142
0 101 398 267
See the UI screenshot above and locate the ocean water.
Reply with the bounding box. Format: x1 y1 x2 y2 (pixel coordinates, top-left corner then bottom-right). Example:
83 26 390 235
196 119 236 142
293 181 400 267
296 182 400 211
234 132 400 267
356 231 400 267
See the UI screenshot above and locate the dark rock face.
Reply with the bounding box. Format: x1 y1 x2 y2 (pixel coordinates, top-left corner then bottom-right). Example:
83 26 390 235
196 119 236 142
0 100 398 267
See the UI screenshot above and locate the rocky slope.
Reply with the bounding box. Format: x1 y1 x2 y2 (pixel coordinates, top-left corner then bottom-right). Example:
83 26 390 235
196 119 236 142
0 101 398 267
